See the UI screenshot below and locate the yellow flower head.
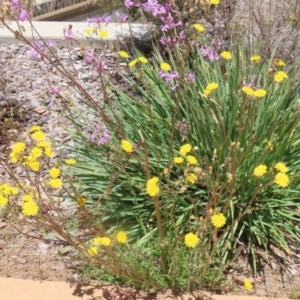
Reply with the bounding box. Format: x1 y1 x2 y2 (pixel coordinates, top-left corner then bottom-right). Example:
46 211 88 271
274 59 285 67
264 139 273 151
30 147 43 159
179 143 192 156
274 71 288 83
12 142 26 154
187 173 197 184
184 233 199 248
206 82 218 91
244 278 253 291
31 130 46 141
173 156 184 164
29 125 42 132
44 147 55 158
36 141 51 148
84 27 94 35
116 231 128 244
242 86 254 96
193 23 205 32
118 50 129 59
49 167 61 179
121 139 133 153
253 89 267 98
250 55 261 64
77 197 87 206
88 246 98 256
186 155 197 165
160 62 172 71
253 164 267 177
28 160 40 172
146 177 160 197
274 172 289 188
22 194 33 202
138 56 148 63
0 184 18 196
65 158 76 165
22 201 39 216
98 237 111 246
220 51 232 60
128 58 138 67
210 0 220 4
211 213 226 228
274 162 288 173
9 151 19 163
48 178 63 189
0 194 8 206
98 30 109 38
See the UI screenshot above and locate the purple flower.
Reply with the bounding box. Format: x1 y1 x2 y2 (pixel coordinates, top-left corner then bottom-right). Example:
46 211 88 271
159 70 179 82
200 46 220 61
63 26 75 40
49 86 60 96
160 31 185 48
115 11 128 22
84 50 95 64
87 15 111 25
47 40 56 47
160 13 181 31
88 124 111 145
124 0 135 8
187 72 195 82
10 0 21 9
18 9 29 21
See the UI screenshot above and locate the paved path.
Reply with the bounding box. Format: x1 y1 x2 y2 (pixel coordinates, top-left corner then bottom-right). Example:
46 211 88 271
0 277 291 300
0 21 150 47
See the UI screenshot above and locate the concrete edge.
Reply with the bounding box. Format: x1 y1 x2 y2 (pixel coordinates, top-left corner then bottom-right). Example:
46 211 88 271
0 277 291 300
0 21 151 47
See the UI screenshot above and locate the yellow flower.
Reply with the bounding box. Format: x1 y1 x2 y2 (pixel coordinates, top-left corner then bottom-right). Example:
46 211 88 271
138 56 148 63
160 62 171 71
121 139 133 153
274 162 288 173
49 167 61 179
250 55 261 64
211 213 226 228
48 178 63 189
264 139 273 151
274 71 288 83
0 194 8 206
84 27 94 35
44 147 55 157
220 51 232 60
128 59 138 67
22 201 39 216
253 164 267 177
206 82 218 91
173 156 184 164
31 130 46 141
93 237 111 246
77 197 86 206
274 172 289 188
29 125 42 132
184 233 199 248
22 194 33 202
244 278 253 291
98 30 109 38
118 50 129 59
253 89 267 98
30 147 43 158
36 141 51 148
9 151 19 163
186 155 197 165
116 231 128 244
274 59 285 67
187 173 197 184
146 177 160 197
12 142 26 154
193 23 205 32
88 246 98 256
0 184 18 196
210 0 219 4
179 143 192 156
65 158 76 165
28 160 40 172
242 86 254 96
